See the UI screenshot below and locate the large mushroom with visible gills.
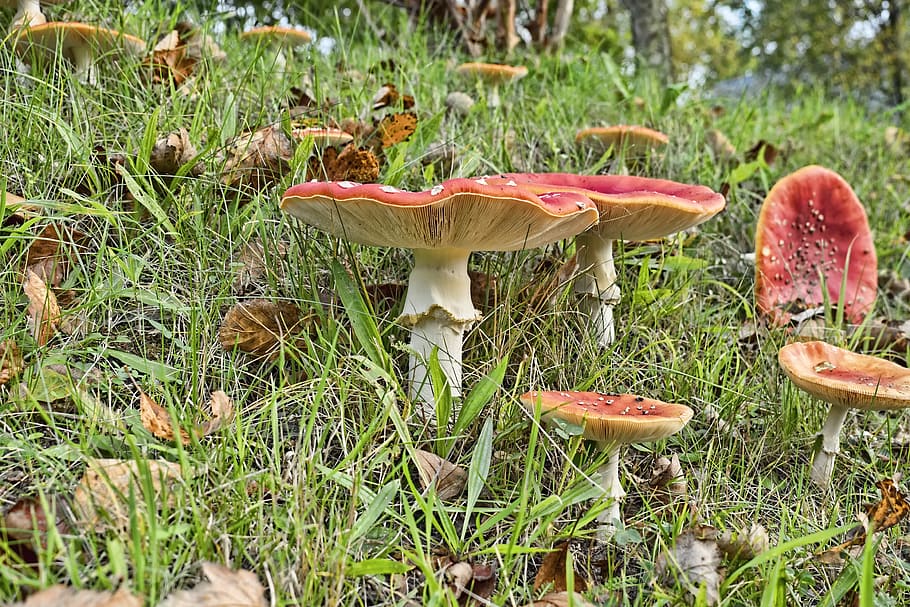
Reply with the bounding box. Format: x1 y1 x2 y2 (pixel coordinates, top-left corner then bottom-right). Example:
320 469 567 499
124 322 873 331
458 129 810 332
281 178 598 423
480 173 726 346
778 340 910 487
755 165 877 326
520 390 693 540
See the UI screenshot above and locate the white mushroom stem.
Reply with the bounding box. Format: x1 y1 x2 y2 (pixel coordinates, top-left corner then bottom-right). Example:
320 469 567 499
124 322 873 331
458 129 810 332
69 43 97 84
12 0 45 29
594 446 626 541
575 230 621 347
810 403 850 488
400 248 479 425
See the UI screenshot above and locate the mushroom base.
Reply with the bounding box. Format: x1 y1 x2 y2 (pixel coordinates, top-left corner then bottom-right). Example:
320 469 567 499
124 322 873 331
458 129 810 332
407 311 471 424
575 232 621 347
810 403 850 488
594 447 626 541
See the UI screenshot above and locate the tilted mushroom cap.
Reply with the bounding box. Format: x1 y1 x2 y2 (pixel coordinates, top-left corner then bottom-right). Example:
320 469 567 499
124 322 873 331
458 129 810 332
575 125 669 153
520 390 693 444
755 165 877 325
455 62 528 84
15 21 145 63
778 341 910 411
280 178 599 250
482 173 726 240
239 25 312 45
290 126 353 149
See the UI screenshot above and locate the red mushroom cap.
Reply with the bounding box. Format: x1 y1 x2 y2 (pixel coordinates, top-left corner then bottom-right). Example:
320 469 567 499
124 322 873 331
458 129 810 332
755 165 877 325
778 341 910 411
519 390 693 444
280 177 598 250
479 173 725 240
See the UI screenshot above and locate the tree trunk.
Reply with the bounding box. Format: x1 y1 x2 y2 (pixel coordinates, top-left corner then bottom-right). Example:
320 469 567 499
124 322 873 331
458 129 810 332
620 0 673 83
548 0 574 49
887 0 905 106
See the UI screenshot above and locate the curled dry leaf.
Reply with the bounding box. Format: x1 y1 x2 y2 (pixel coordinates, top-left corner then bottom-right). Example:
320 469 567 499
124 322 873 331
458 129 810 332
527 591 595 607
0 339 23 385
196 391 235 438
1 494 70 566
71 458 183 532
716 523 770 562
306 144 380 183
413 449 467 500
10 585 142 607
219 125 294 194
150 128 203 176
376 111 418 148
219 299 303 359
370 83 416 112
139 390 234 445
158 562 266 607
646 454 687 503
23 270 60 346
533 540 588 593
145 29 197 86
232 238 288 294
744 139 779 165
24 223 87 289
655 529 722 606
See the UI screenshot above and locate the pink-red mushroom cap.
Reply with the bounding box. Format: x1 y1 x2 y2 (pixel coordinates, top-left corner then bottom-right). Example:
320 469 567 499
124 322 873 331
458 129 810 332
755 165 877 325
519 390 694 444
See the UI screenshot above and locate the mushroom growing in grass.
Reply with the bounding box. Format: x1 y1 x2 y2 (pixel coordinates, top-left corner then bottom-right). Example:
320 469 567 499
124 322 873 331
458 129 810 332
15 21 145 84
575 125 669 157
520 390 693 540
778 340 910 488
281 178 598 423
239 25 312 71
755 165 877 327
455 62 527 109
3 0 63 30
481 173 726 346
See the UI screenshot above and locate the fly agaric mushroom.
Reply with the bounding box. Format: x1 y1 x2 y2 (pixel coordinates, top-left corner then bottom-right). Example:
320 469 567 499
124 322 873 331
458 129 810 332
755 166 877 326
455 62 527 109
3 0 63 30
281 178 598 422
520 390 693 539
481 173 726 346
239 25 312 71
15 21 145 84
778 340 910 487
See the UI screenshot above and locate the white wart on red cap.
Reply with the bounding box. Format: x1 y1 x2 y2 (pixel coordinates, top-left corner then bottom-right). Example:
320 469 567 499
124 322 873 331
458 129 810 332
520 390 693 444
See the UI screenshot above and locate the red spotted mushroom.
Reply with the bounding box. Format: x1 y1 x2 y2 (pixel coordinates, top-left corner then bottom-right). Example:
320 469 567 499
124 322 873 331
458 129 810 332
479 173 726 346
281 178 598 423
755 166 877 326
778 340 910 487
520 390 693 540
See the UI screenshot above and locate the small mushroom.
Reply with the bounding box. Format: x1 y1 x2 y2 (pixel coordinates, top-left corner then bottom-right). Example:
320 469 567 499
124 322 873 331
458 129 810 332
755 165 878 326
520 390 693 540
290 126 354 150
281 179 598 423
15 21 145 84
778 340 910 487
239 25 312 71
455 62 527 108
575 125 669 157
482 173 726 346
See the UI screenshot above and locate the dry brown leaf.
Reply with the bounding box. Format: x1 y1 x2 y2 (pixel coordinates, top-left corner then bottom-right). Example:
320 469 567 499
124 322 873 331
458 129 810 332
24 223 87 289
150 128 202 176
744 139 779 165
306 144 380 183
0 339 23 385
145 29 198 86
1 494 69 566
218 299 303 359
23 270 60 346
527 591 595 607
220 125 294 194
195 391 235 438
232 238 288 294
716 523 770 562
655 529 722 606
413 449 467 500
376 111 418 148
533 540 588 593
158 562 266 607
71 458 183 532
11 585 142 607
645 454 687 503
139 391 191 444
705 129 736 162
370 83 416 112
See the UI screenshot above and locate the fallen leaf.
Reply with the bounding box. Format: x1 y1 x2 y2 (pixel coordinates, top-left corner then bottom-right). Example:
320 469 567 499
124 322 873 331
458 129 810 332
705 129 736 162
1 494 69 566
150 128 202 176
370 83 416 111
533 540 588 593
376 112 418 148
655 529 722 606
817 478 909 563
307 144 380 183
232 238 288 294
218 299 303 359
158 562 266 607
71 458 183 532
716 523 770 562
744 139 778 165
219 125 294 194
145 29 198 86
23 269 60 346
10 585 142 607
139 390 191 444
413 449 467 500
23 223 87 289
0 340 23 385
526 591 595 607
645 454 687 503
195 391 235 438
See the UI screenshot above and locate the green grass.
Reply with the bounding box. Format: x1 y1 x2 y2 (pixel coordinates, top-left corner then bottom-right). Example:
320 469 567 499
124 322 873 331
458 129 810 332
1 2 909 605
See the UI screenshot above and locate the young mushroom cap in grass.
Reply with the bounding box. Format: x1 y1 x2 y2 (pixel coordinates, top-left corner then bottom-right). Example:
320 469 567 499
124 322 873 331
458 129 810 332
520 390 693 540
575 125 670 156
240 25 312 70
15 21 145 84
290 126 354 150
778 340 910 487
455 62 527 108
280 178 598 424
481 173 726 346
755 165 877 326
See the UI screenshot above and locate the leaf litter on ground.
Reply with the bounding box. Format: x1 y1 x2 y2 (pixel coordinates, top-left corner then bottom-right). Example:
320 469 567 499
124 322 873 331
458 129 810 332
218 299 306 359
